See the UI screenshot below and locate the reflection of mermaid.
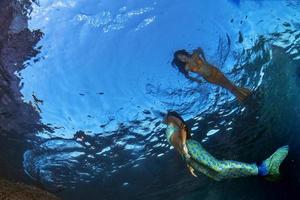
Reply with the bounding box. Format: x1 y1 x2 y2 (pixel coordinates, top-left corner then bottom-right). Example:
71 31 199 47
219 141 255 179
163 111 289 181
172 48 251 102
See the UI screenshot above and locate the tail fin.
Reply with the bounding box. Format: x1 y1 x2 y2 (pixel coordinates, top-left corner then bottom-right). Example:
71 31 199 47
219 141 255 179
234 87 251 102
263 145 289 181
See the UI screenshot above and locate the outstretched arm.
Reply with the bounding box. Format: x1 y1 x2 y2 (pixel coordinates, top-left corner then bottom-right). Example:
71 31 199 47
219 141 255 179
193 47 207 62
179 124 192 160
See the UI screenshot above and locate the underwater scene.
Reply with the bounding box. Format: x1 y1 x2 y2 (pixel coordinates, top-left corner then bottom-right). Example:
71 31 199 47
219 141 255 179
1 0 300 199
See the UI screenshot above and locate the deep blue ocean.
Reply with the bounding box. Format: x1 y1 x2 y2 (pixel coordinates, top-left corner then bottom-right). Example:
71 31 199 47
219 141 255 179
1 0 300 199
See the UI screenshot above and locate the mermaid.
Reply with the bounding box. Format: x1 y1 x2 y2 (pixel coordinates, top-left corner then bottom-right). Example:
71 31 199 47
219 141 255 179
172 48 251 102
163 111 289 181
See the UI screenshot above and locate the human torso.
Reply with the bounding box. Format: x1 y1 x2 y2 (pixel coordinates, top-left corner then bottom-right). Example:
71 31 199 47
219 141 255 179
186 54 212 77
165 123 185 155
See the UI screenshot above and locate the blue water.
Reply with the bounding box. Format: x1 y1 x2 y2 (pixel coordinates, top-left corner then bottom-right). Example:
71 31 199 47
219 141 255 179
9 0 300 199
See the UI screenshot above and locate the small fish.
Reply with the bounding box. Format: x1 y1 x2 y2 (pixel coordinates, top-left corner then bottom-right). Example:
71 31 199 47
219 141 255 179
238 31 243 43
32 93 43 104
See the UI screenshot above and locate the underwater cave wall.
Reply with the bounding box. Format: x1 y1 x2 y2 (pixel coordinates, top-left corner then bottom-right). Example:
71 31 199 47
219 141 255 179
0 0 44 181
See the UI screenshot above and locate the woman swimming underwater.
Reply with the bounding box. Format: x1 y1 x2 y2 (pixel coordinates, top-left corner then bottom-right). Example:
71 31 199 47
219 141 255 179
172 48 251 102
163 111 289 181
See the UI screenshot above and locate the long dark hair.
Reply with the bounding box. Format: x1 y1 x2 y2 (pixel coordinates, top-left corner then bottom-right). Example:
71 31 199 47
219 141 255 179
166 111 191 139
171 49 191 76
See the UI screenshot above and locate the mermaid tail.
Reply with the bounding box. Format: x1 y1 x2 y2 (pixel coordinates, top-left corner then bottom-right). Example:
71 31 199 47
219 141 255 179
232 86 252 102
185 139 258 181
259 145 289 181
203 66 251 102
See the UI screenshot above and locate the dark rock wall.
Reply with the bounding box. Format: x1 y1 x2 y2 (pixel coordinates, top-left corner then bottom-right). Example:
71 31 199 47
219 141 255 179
0 178 60 200
0 0 45 181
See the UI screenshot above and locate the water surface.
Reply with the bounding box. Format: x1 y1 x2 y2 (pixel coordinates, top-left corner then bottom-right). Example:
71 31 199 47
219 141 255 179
3 0 300 199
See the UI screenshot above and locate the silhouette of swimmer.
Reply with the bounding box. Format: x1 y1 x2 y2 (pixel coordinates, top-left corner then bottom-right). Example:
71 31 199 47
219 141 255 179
172 48 251 102
163 111 289 181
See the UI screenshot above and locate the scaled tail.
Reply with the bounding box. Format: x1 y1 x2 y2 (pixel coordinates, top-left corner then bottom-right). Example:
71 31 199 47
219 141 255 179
233 87 252 102
260 145 289 181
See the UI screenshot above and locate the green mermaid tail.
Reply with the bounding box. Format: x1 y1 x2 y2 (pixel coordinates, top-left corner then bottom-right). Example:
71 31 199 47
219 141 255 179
185 139 258 181
184 140 288 181
262 145 289 181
